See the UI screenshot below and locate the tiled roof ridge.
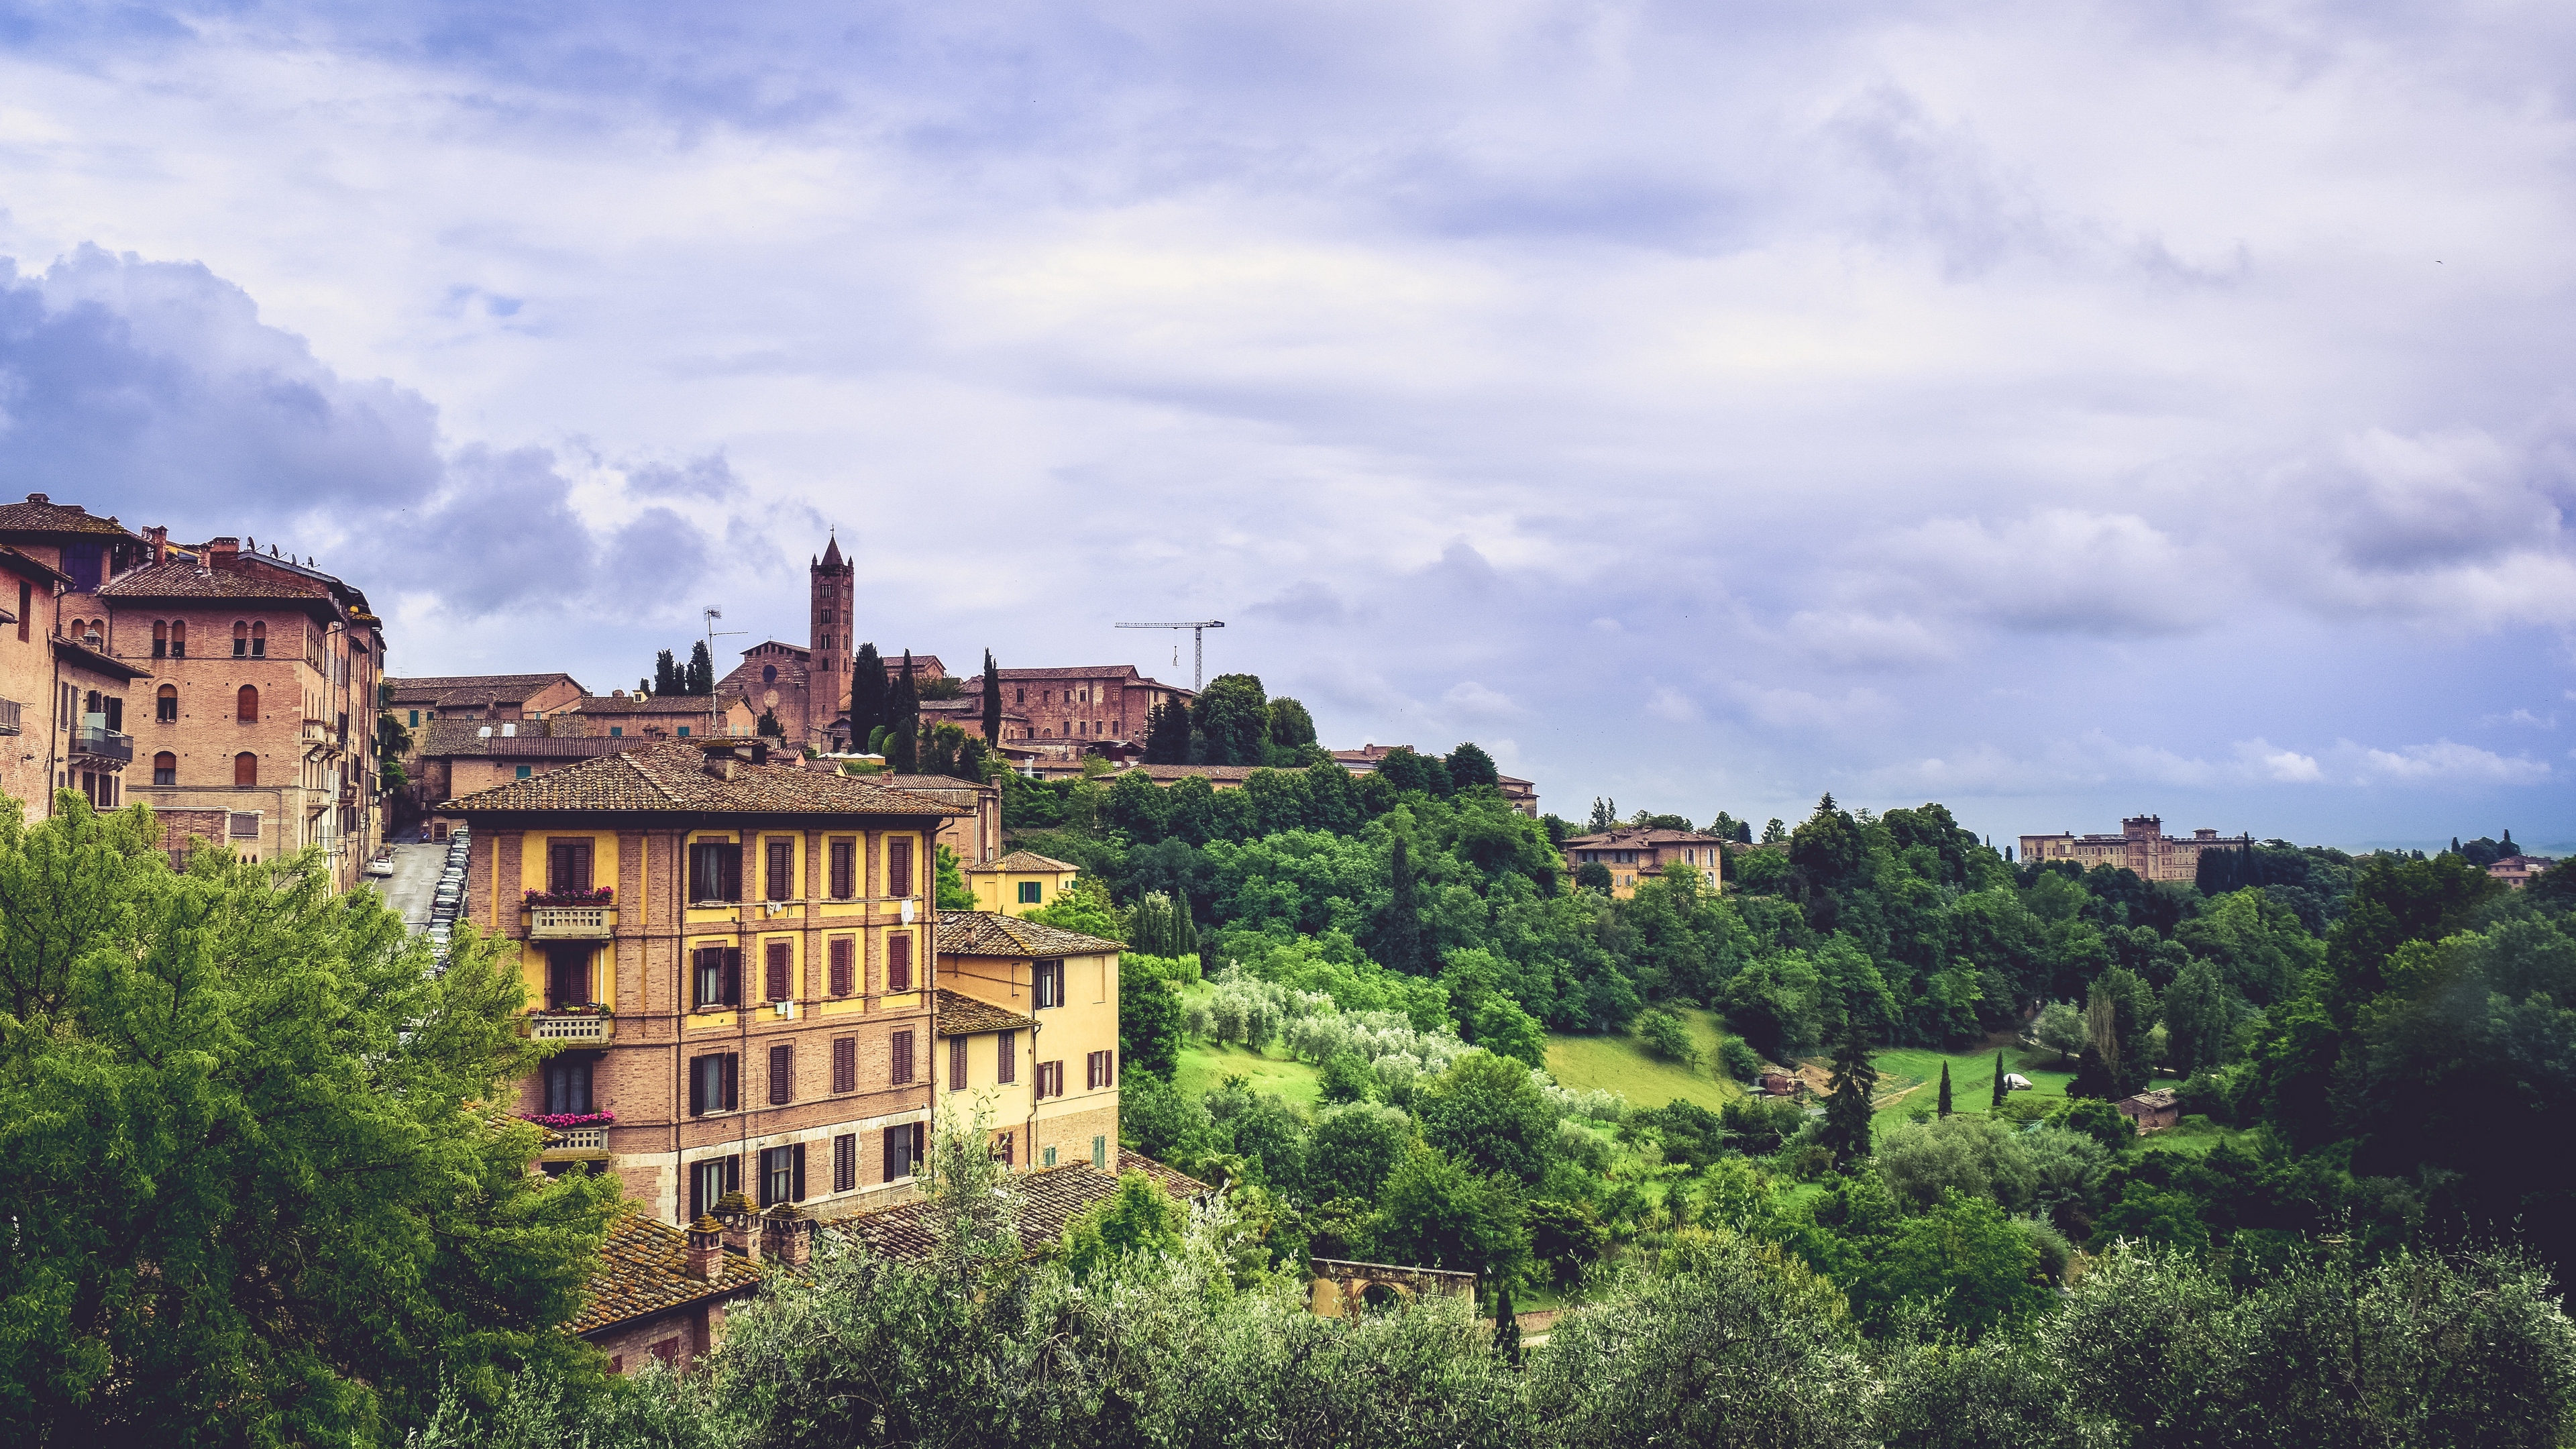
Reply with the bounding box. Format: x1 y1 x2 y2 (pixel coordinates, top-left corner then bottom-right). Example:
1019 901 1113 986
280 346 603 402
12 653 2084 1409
932 987 1037 1037
973 849 1079 873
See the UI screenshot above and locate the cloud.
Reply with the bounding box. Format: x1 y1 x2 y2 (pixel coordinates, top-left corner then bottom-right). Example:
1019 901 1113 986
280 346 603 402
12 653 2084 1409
624 452 737 500
2345 739 2551 786
2234 738 2322 784
1644 686 1699 724
1860 510 2229 639
1441 680 1524 720
1783 609 1955 667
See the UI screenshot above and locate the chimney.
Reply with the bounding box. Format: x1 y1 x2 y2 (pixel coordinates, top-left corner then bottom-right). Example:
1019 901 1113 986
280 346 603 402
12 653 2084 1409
207 537 240 569
763 1203 813 1268
702 751 738 782
749 740 770 767
22 492 44 504
144 526 168 566
684 1216 726 1281
714 1189 761 1263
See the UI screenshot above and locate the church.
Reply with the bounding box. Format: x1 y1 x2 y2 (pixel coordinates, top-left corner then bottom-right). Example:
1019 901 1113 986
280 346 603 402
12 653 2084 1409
712 537 945 753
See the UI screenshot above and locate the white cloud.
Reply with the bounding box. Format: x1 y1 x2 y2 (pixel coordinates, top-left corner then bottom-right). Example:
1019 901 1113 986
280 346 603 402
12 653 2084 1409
2344 739 2551 786
1645 686 1701 723
1858 510 2231 638
1783 609 1955 667
2234 738 2322 784
1440 680 1525 720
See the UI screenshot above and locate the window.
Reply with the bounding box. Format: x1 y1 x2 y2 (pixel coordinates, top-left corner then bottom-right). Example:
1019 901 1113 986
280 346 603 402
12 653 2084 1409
1017 881 1042 904
170 621 184 658
1087 1050 1115 1091
1016 688 1024 703
949 1035 967 1091
156 685 176 723
996 1030 1016 1085
832 1036 855 1093
833 1133 857 1193
1044 1146 1057 1167
890 1028 916 1085
676 725 690 738
767 1043 793 1105
13 582 24 643
515 765 532 780
1034 960 1063 1010
761 663 777 684
828 937 854 997
689 1155 739 1222
1093 1135 1108 1169
547 947 588 1008
765 941 792 1000
608 725 621 737
250 621 265 657
688 841 743 902
543 1057 593 1115
233 752 257 787
887 837 913 898
151 751 175 786
693 946 742 1008
883 1122 924 1182
887 934 912 993
232 621 247 657
152 621 167 658
765 839 793 900
1034 1060 1063 1099
408 709 421 727
829 840 855 899
994 1131 1014 1167
688 1053 739 1116
547 840 592 894
235 685 257 722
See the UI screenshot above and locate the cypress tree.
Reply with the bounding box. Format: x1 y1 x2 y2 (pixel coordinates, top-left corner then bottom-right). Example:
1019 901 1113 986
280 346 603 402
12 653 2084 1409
849 643 885 748
1143 700 1191 764
890 651 920 773
684 641 716 695
652 648 680 696
1991 1050 2008 1110
1372 835 1431 975
1822 1024 1878 1163
1492 1280 1521 1366
1937 1062 1953 1118
981 650 1002 745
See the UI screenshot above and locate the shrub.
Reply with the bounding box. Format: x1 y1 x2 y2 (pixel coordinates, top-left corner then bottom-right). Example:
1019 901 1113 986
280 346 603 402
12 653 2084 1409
1635 1006 1699 1069
1720 1036 1764 1082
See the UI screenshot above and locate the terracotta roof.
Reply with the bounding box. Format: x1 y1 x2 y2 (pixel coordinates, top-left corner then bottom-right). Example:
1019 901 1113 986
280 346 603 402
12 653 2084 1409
52 636 152 682
879 773 989 792
567 1206 764 1337
438 740 971 818
1562 827 1729 848
564 693 750 716
385 672 581 704
933 987 1036 1038
934 910 1122 957
0 496 134 538
416 721 635 759
99 558 341 617
0 547 76 588
830 1152 1212 1263
994 665 1147 682
967 850 1079 874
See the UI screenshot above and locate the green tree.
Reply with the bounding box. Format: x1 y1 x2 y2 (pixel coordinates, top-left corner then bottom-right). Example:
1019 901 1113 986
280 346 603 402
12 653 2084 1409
1991 1049 2008 1110
1143 699 1192 764
888 649 921 772
1821 1022 1878 1163
980 649 1002 746
756 707 785 738
1303 1102 1415 1203
1938 1061 1953 1118
652 646 680 694
2159 955 2229 1077
1412 1050 1558 1185
0 798 622 1443
1061 1172 1187 1281
1118 956 1185 1081
1872 1191 2050 1336
1444 742 1499 792
1267 696 1318 752
1574 861 1613 895
849 641 886 746
2032 1000 2087 1063
933 843 975 910
1373 1142 1529 1280
1370 834 1432 975
684 639 715 694
1191 674 1270 765
1634 1005 1699 1069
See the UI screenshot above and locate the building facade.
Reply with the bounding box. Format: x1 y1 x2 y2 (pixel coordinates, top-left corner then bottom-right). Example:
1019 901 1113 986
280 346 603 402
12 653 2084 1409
437 738 968 1225
1561 826 1731 899
992 666 1192 745
934 912 1124 1173
964 849 1080 916
2018 816 2251 884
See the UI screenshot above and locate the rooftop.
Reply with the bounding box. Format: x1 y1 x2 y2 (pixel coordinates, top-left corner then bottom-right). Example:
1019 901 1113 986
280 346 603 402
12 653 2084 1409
967 849 1080 874
99 555 345 616
1118 763 1264 783
385 672 582 704
1562 827 1730 847
566 1206 765 1337
438 740 970 818
564 692 751 716
0 494 136 538
934 910 1123 957
416 720 637 759
828 1152 1211 1262
932 987 1037 1038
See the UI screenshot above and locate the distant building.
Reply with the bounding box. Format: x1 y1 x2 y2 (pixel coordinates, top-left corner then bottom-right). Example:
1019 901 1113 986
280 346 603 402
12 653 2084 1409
965 849 1081 916
1331 743 1536 816
992 665 1192 745
2488 855 2557 890
1561 826 1729 900
384 672 585 730
2018 816 2250 884
2114 1088 2182 1133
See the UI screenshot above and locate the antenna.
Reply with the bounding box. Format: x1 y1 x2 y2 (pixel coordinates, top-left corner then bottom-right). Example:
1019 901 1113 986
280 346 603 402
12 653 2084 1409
1115 620 1225 690
703 606 745 738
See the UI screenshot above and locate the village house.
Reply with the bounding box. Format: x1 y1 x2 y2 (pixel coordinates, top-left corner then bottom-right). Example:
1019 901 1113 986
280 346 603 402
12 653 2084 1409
2114 1087 2182 1133
2018 816 2251 884
568 1205 771 1374
829 1152 1210 1250
963 849 1081 916
2488 855 2556 890
934 912 1125 1173
437 737 969 1224
1560 825 1731 900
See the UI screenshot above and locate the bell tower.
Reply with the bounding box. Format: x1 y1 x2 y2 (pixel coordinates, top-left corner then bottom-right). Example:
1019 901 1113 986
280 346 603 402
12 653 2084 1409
809 535 855 745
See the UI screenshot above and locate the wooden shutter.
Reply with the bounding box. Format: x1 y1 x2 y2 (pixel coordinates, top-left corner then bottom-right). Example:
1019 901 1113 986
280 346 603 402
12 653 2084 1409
997 1030 1014 1085
910 1122 926 1170
766 840 792 901
720 845 743 901
833 1036 855 1093
792 1142 807 1201
829 937 853 996
830 841 854 899
722 1053 739 1112
888 934 912 993
834 1133 856 1193
722 948 743 1006
1085 1051 1098 1091
949 1035 967 1091
883 1126 904 1182
769 1044 792 1105
765 941 791 1000
888 837 912 898
892 1029 914 1085
688 1057 706 1116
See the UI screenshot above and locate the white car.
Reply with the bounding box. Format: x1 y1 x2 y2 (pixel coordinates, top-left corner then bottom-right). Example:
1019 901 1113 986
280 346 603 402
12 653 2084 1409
364 856 396 877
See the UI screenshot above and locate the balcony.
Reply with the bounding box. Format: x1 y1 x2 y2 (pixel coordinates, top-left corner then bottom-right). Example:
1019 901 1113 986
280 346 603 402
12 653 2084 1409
529 1012 613 1044
529 906 615 939
301 719 343 753
70 727 131 764
541 1126 608 1158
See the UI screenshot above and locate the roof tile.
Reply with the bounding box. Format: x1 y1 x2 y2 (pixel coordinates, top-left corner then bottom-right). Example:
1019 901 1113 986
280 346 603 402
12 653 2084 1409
934 910 1123 956
827 1152 1211 1263
933 987 1036 1038
568 1207 764 1336
439 740 970 817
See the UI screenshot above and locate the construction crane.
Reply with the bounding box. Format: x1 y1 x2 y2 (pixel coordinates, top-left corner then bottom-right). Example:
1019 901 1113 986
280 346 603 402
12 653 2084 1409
1116 619 1225 690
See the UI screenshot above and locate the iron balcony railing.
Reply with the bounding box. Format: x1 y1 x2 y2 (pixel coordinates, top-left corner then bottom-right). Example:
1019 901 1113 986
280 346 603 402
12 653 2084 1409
70 727 132 763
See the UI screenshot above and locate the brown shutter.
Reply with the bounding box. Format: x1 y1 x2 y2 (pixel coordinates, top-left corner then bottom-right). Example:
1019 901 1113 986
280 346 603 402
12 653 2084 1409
688 1056 706 1116
831 841 854 899
949 1035 966 1091
833 1036 855 1093
892 1029 914 1085
888 837 912 898
997 1030 1014 1085
765 942 791 1000
769 1044 792 1104
767 840 792 901
721 845 743 901
834 1133 856 1193
829 938 853 997
722 948 743 1006
888 934 912 993
792 1142 806 1201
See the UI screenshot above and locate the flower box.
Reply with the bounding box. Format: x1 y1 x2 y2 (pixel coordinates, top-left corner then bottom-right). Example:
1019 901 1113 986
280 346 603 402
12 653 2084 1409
524 886 614 907
521 1110 616 1130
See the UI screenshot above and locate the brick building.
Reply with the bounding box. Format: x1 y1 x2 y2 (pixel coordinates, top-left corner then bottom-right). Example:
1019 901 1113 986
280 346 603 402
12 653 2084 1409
1331 743 1538 816
2019 816 2251 884
992 666 1192 745
0 499 390 885
384 672 585 731
934 912 1124 1173
1561 826 1730 899
437 737 969 1224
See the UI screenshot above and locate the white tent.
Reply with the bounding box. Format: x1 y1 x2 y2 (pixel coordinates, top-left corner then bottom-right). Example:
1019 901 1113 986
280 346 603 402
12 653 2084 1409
2002 1073 2035 1091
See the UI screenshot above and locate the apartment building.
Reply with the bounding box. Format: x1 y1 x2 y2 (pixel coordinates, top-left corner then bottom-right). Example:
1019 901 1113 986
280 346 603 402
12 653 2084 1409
1561 826 1731 899
437 737 969 1224
2019 816 2251 883
934 912 1124 1173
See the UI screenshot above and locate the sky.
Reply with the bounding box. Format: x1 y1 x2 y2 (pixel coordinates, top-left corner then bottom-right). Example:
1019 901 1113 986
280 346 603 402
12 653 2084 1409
0 0 2570 853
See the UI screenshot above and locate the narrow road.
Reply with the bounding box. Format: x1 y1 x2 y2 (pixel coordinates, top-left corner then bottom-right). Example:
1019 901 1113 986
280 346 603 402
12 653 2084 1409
366 841 449 929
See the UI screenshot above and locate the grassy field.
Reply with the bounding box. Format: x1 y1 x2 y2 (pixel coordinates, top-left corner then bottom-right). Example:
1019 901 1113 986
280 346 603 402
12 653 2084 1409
1854 1043 2189 1139
1174 1040 1323 1107
1546 1008 1745 1114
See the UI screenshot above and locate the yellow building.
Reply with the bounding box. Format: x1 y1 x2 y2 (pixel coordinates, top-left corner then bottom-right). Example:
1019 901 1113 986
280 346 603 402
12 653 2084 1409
1560 826 1730 900
964 849 1081 917
934 912 1122 1172
437 737 968 1224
